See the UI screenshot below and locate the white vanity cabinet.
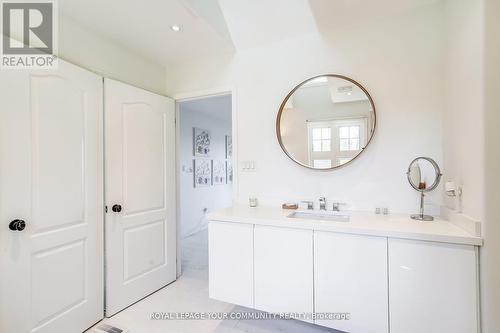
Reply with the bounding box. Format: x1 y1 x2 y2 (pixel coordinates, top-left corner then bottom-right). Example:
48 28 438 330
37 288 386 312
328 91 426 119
208 206 481 333
388 238 479 333
314 231 388 333
208 221 254 308
254 226 314 319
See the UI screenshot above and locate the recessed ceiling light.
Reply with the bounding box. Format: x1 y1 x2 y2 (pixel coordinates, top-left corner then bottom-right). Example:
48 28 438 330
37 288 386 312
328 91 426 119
171 25 181 32
338 86 353 94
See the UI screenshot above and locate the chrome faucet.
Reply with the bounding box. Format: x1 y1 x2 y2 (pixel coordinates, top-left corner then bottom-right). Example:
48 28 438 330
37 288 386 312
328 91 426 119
332 202 345 212
319 197 327 211
301 201 314 210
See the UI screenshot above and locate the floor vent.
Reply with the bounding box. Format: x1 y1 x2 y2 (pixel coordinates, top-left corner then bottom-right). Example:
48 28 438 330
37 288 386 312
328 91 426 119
93 324 128 333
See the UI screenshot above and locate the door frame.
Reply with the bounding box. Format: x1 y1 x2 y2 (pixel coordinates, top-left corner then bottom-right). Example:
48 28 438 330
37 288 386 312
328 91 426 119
173 87 238 277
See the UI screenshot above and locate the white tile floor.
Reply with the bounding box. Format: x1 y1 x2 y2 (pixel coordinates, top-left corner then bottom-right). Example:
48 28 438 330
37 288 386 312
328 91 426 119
87 229 340 333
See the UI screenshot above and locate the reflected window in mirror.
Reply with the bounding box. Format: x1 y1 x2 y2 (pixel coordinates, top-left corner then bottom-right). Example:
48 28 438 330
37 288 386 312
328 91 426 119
339 125 360 151
306 118 368 168
277 75 376 170
311 127 331 152
338 157 351 165
313 159 332 168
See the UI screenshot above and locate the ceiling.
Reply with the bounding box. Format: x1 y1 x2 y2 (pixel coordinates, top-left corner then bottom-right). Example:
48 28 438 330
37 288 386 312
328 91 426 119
60 0 442 68
59 0 235 66
218 0 318 50
309 0 442 32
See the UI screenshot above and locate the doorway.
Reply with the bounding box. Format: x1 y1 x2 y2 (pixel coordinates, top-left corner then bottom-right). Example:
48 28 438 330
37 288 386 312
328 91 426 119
177 93 233 279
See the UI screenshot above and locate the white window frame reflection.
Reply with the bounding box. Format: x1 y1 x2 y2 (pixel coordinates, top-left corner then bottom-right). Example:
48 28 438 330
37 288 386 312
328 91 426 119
307 118 368 168
312 127 332 152
339 125 361 152
337 157 352 165
313 159 332 168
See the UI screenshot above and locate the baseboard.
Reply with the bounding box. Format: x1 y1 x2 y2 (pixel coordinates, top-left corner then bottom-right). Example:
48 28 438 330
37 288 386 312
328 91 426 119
441 206 482 237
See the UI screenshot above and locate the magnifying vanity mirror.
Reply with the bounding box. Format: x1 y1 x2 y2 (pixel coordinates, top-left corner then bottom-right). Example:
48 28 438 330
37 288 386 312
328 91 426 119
276 74 376 170
407 157 442 221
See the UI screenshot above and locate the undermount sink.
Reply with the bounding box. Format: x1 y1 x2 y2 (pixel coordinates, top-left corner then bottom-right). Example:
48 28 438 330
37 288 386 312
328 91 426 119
287 211 350 222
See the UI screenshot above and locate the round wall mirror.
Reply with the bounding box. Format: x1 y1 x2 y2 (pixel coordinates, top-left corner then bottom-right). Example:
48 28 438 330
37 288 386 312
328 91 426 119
406 157 442 221
276 74 376 170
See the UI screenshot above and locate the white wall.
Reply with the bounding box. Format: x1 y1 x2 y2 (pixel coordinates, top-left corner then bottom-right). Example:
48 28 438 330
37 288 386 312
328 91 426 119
482 0 500 331
444 1 500 331
179 100 233 238
59 16 166 95
167 4 445 214
442 0 485 219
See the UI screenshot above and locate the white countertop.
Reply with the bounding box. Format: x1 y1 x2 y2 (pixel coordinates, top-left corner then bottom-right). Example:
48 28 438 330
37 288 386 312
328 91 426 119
208 205 483 246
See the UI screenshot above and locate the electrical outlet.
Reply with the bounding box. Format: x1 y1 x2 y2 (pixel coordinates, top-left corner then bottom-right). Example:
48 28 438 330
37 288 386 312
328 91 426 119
182 164 193 173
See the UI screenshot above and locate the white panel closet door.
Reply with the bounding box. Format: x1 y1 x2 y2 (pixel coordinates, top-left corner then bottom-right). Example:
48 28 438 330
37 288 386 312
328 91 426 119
0 60 104 333
104 79 176 316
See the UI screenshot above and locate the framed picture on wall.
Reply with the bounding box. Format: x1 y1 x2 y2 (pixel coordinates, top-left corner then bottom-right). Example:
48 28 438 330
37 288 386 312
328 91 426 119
193 159 211 187
225 135 232 159
226 160 233 184
193 127 211 157
212 160 226 185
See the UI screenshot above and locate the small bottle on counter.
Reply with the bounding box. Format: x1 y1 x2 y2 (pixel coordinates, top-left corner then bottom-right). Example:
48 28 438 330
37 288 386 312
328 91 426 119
249 196 258 207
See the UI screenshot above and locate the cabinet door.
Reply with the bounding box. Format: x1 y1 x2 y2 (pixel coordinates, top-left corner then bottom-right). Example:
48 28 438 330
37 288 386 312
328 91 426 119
208 221 254 308
314 232 388 333
254 226 313 320
389 239 478 333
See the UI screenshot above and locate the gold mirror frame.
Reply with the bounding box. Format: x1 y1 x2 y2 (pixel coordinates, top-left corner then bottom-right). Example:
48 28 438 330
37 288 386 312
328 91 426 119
276 74 377 170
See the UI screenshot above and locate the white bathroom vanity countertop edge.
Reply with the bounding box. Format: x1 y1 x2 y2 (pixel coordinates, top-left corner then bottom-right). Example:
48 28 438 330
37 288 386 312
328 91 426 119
208 205 483 246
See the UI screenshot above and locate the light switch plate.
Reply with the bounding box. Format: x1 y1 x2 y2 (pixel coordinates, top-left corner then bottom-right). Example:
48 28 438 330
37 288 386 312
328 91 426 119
241 160 256 172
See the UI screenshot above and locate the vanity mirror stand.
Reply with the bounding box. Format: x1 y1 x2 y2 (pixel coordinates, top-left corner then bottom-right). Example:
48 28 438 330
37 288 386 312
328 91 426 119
406 157 442 221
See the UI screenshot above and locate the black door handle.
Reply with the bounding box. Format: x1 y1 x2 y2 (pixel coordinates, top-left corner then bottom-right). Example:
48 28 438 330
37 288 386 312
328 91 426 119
112 204 122 213
9 219 26 231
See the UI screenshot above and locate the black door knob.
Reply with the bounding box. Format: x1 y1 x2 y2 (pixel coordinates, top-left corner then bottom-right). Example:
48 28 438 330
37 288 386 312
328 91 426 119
9 219 26 231
112 204 122 213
